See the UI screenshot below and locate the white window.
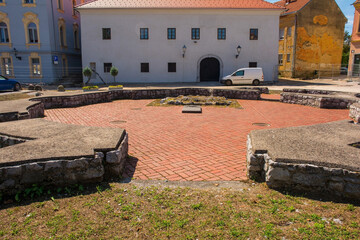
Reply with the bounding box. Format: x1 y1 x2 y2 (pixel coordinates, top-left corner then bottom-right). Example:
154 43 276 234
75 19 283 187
2 58 12 75
279 28 284 40
278 54 283 66
28 22 38 43
0 22 9 43
31 58 41 75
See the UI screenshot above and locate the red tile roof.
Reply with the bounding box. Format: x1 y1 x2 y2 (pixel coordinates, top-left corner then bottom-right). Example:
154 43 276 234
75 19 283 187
274 0 311 14
77 0 283 10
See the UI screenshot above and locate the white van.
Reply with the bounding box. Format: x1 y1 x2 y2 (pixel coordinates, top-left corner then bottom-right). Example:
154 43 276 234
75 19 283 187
220 68 264 86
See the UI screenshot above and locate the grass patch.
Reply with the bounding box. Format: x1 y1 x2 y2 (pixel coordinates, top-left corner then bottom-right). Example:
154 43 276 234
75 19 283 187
268 90 283 95
0 182 359 239
147 99 242 108
0 93 30 101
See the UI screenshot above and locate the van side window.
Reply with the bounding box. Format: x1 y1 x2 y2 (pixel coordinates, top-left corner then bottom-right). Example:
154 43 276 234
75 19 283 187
235 70 244 76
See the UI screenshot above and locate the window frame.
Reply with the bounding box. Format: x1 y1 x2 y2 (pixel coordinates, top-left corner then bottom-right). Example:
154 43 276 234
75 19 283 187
287 54 291 62
140 62 149 72
0 22 9 43
217 28 226 40
279 28 285 40
167 28 176 40
287 27 292 37
168 62 176 72
249 62 257 68
1 56 13 77
191 28 200 40
250 28 258 40
102 28 111 40
140 28 149 40
103 62 112 73
28 22 38 43
278 54 283 66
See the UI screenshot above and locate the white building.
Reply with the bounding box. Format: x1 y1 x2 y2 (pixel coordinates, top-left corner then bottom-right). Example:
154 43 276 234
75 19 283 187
77 0 282 83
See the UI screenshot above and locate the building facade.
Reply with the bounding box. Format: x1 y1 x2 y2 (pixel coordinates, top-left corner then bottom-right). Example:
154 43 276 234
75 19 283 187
0 0 88 85
349 0 360 76
77 0 282 83
276 0 346 78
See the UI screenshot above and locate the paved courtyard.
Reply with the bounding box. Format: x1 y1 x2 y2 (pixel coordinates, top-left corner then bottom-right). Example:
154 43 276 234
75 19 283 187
45 95 349 181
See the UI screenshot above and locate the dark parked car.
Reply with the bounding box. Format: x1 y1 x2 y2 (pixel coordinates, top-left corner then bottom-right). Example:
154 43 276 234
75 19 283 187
0 75 21 91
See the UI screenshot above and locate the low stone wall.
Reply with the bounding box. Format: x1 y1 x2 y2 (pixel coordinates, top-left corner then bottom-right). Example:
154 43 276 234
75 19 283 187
212 89 260 100
350 103 360 123
280 92 356 109
32 91 112 109
0 132 128 195
247 136 360 199
283 88 331 95
0 102 44 122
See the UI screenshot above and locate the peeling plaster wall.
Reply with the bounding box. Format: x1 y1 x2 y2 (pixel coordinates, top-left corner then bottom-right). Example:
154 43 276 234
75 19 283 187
278 14 296 77
294 0 346 78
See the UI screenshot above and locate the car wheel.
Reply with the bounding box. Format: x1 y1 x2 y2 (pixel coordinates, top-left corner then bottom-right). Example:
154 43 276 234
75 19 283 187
225 80 232 86
252 79 260 86
13 83 21 91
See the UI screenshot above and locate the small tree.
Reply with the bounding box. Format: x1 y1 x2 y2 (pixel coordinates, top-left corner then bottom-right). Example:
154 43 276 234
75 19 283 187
110 66 119 83
83 67 92 85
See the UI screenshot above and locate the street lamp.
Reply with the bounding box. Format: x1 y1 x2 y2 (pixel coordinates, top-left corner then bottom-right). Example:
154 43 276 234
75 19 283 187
182 45 187 58
13 48 22 60
235 45 242 59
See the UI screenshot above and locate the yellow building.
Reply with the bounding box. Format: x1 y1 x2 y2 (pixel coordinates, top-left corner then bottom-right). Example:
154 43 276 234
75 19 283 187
275 0 346 78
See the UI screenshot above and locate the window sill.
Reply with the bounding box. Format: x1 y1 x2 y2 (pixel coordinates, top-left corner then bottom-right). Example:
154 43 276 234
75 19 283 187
30 75 42 79
0 43 12 48
57 9 64 14
22 3 36 7
0 3 6 6
72 15 78 20
60 45 68 50
26 43 40 49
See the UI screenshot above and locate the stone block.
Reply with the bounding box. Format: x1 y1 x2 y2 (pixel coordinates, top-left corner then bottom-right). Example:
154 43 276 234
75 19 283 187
6 165 22 177
44 161 63 172
106 150 121 164
293 173 325 187
328 181 344 192
266 167 291 182
344 183 360 198
0 179 15 190
66 159 89 171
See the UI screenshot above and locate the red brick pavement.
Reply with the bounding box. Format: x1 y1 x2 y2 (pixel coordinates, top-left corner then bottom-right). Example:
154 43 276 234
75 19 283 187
45 95 349 181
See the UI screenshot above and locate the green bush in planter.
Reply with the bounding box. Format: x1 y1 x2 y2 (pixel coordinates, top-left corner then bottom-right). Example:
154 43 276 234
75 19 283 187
110 66 119 83
83 67 92 84
57 85 65 92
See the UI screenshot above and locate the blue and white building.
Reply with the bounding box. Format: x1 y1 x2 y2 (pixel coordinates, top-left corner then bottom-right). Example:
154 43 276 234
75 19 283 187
0 0 87 84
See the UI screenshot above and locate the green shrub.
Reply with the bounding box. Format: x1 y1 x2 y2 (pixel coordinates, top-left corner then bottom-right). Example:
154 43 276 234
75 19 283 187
110 66 119 83
109 85 123 89
57 85 65 92
83 67 92 83
82 86 99 90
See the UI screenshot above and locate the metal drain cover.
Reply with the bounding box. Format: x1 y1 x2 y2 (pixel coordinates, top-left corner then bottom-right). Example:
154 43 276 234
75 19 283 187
252 123 270 127
110 120 127 124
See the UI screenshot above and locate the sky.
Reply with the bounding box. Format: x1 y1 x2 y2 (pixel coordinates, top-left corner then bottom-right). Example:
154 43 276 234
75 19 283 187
267 0 355 33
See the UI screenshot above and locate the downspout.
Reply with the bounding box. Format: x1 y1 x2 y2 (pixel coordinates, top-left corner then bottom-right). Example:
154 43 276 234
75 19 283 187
50 0 58 83
291 14 297 78
50 0 57 51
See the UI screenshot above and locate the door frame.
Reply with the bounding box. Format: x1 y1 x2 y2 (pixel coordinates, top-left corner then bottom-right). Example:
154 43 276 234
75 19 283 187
197 55 223 82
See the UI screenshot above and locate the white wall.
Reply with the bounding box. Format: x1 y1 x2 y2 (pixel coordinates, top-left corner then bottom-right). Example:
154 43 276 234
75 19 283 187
80 9 281 83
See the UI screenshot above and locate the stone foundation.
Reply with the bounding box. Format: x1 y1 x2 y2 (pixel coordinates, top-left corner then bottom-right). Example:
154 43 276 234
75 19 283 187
280 92 356 109
0 132 128 196
0 102 44 123
247 135 360 199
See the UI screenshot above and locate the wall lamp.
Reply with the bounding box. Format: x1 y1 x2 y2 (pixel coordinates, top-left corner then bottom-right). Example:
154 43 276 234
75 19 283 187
235 45 242 59
182 45 187 58
13 48 22 60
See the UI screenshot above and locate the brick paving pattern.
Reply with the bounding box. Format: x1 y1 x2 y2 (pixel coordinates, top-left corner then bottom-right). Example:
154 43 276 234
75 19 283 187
45 95 349 181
